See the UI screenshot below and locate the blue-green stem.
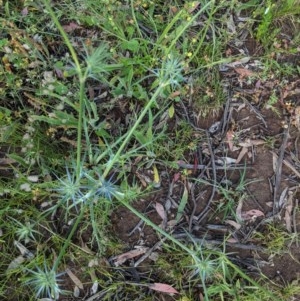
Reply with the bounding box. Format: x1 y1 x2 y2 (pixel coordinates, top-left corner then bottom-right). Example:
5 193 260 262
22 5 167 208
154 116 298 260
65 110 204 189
117 196 281 301
42 0 86 181
52 207 85 271
102 83 164 179
42 0 88 273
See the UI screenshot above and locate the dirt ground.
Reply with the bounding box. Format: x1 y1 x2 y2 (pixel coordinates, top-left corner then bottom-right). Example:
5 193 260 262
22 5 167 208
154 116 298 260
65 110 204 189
1 7 300 300
110 51 300 297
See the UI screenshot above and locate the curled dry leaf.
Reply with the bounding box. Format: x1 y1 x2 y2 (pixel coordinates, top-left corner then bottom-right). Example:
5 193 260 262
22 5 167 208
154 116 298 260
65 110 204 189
148 283 179 294
225 219 242 230
236 146 248 164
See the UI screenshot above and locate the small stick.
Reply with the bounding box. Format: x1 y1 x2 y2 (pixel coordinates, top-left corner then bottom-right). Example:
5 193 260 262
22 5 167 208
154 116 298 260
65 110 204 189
177 162 250 170
273 124 290 214
270 151 300 179
293 199 299 247
195 132 217 223
173 233 265 251
134 238 166 267
221 84 233 136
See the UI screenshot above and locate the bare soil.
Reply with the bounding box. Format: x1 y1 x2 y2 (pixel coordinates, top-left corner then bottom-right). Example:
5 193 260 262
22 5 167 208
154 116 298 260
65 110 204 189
109 55 300 300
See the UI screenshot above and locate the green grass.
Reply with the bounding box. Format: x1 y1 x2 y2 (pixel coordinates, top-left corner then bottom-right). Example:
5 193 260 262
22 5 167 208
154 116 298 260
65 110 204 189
1 0 300 300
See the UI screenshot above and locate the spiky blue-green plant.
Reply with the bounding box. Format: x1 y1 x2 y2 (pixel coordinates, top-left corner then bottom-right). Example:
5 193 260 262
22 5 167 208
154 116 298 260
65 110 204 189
84 171 124 202
9 217 40 244
152 54 185 89
54 165 86 210
25 263 67 299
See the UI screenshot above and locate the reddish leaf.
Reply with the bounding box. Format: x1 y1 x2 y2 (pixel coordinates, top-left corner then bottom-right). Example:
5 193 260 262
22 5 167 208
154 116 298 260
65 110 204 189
112 247 148 266
148 283 179 294
234 67 255 78
226 130 235 151
241 209 264 221
62 22 82 33
173 172 181 182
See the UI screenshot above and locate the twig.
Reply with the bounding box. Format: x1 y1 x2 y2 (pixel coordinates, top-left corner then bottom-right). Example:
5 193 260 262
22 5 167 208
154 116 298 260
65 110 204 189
244 97 268 128
177 162 250 170
189 187 207 233
179 99 206 132
173 233 266 251
195 132 217 223
270 151 300 179
273 124 290 214
134 238 166 267
188 153 211 232
293 198 299 247
221 83 233 136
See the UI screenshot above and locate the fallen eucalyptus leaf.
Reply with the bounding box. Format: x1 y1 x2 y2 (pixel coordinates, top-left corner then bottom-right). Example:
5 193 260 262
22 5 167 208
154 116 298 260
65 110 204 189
148 283 179 294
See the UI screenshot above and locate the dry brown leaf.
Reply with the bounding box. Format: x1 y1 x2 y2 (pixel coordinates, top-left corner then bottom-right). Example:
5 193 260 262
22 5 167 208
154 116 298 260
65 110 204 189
227 238 239 243
66 268 84 290
225 219 242 230
148 283 179 294
236 146 248 164
284 191 294 232
271 151 300 178
238 139 265 148
167 219 177 227
0 157 17 164
234 67 255 78
236 198 243 221
241 209 264 221
216 157 237 165
226 130 235 151
266 202 273 207
112 247 148 266
62 22 82 32
155 202 166 221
